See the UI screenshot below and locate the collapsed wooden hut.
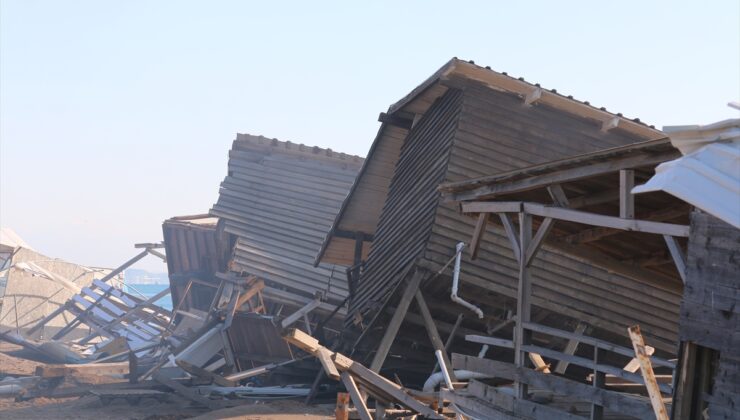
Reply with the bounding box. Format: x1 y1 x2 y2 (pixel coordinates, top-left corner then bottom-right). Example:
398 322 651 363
209 134 364 330
316 58 679 388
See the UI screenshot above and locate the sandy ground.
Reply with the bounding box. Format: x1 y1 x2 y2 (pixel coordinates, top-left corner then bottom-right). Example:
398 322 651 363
0 342 334 420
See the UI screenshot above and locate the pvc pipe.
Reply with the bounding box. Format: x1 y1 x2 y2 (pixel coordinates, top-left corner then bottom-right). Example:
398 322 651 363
451 242 484 319
422 369 492 392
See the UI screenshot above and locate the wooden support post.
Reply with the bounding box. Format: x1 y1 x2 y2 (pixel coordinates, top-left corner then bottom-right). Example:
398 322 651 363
663 235 687 283
369 270 423 373
469 213 488 260
498 213 521 263
554 322 588 374
414 290 456 381
341 372 372 420
619 170 635 219
627 325 669 420
335 392 350 420
524 217 554 266
590 347 606 420
547 184 570 207
515 212 533 399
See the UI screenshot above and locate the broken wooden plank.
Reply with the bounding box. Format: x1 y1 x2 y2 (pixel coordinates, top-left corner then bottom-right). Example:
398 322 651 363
175 360 236 387
414 289 456 381
35 362 129 378
317 347 340 380
369 270 422 373
554 322 588 374
469 212 488 260
341 372 372 420
283 329 442 419
628 325 669 420
152 372 222 410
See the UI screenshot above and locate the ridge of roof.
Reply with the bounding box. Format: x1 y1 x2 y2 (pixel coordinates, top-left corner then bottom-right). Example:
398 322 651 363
235 133 364 164
388 58 663 138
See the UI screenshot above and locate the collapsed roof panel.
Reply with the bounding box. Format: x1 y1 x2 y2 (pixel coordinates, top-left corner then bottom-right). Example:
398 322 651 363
210 134 363 304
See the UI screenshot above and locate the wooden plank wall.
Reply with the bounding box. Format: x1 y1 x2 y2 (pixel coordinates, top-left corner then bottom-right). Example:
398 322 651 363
348 89 463 322
422 80 681 352
210 136 363 305
681 212 740 419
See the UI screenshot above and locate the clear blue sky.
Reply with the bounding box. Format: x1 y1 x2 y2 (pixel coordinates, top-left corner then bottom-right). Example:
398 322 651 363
1 1 738 272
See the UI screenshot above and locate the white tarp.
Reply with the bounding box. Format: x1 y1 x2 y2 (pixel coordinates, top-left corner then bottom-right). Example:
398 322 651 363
633 117 740 229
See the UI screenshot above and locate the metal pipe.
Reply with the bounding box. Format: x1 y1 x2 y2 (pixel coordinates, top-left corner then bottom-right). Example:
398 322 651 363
450 242 484 319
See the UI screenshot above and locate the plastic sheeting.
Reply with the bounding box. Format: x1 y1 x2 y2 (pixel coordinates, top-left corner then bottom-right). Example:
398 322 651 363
633 118 740 229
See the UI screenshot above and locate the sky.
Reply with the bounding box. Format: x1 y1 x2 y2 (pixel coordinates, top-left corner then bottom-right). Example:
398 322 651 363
1 1 738 272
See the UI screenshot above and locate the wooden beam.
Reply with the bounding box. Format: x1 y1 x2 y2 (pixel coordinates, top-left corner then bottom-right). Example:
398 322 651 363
469 213 488 260
461 201 522 214
528 353 551 373
498 213 521 263
414 290 456 381
524 217 555 266
554 322 589 374
623 345 655 373
523 202 690 237
591 347 606 420
465 334 514 349
663 235 687 283
619 169 635 219
452 354 654 418
153 372 222 409
627 325 669 420
341 372 371 420
562 206 689 244
547 184 570 207
283 329 442 419
369 270 423 373
280 298 322 329
515 212 533 399
36 362 129 378
450 150 678 202
466 201 690 237
317 347 340 380
568 188 621 209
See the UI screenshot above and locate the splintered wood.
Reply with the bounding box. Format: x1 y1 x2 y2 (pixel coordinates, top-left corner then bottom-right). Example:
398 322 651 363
283 328 443 419
628 325 669 420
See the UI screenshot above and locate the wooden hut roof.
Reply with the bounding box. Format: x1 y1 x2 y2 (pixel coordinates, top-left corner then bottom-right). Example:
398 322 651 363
316 58 666 266
210 133 363 304
445 138 689 293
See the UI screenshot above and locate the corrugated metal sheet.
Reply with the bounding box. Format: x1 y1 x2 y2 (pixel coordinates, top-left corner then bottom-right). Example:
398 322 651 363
210 134 363 304
162 214 227 310
634 118 740 228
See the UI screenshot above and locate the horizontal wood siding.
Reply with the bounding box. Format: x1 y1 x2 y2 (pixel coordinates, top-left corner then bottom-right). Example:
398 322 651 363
210 136 362 304
349 89 463 320
422 83 681 351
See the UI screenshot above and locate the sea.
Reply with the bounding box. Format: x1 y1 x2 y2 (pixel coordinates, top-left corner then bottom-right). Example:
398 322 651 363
123 283 173 311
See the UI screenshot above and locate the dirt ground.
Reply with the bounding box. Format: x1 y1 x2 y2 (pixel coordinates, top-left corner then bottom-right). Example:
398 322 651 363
0 342 334 420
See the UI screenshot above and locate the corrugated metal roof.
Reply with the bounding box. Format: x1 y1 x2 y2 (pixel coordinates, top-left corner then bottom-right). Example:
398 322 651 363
210 134 363 304
634 118 740 228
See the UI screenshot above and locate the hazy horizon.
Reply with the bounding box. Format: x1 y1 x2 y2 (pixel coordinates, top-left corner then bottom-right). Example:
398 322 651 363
2 1 738 272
